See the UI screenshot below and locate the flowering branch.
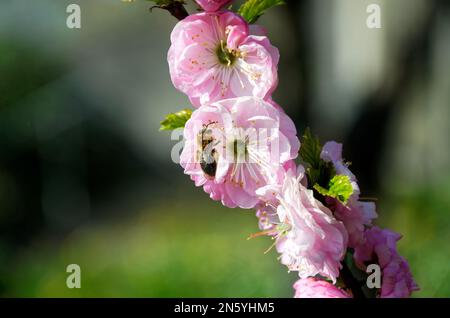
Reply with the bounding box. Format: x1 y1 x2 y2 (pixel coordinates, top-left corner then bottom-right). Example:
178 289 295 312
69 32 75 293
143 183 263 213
154 0 419 298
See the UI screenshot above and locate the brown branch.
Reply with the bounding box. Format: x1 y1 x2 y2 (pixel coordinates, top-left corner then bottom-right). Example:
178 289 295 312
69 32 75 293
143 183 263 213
340 261 366 298
150 3 189 21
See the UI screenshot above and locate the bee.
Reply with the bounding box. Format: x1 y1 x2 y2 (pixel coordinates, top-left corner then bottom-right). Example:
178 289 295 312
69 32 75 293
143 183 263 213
197 122 219 178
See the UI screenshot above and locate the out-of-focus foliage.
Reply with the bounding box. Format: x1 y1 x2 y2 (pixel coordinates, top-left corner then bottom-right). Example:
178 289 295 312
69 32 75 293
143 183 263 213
2 193 295 297
378 181 450 298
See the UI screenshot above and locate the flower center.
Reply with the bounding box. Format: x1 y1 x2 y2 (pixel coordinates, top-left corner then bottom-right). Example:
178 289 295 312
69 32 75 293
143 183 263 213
216 40 238 67
232 139 248 162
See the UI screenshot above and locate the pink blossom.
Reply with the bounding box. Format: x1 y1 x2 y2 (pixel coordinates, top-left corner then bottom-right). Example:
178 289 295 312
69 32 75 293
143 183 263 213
180 97 299 209
195 0 232 12
321 141 377 247
327 198 377 248
254 152 297 233
254 183 281 233
293 277 352 298
353 227 419 298
168 11 279 107
274 167 348 283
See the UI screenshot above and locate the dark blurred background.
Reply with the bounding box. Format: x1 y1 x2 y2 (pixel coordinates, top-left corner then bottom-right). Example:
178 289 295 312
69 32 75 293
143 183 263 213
0 0 449 297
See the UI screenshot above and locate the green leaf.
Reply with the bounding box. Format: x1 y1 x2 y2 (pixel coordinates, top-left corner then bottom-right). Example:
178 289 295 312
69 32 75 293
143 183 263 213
238 0 285 24
299 127 322 169
313 175 354 204
299 128 334 188
159 108 192 131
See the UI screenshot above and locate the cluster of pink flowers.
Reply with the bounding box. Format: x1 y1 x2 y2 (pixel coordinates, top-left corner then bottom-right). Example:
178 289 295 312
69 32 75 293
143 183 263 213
165 0 418 298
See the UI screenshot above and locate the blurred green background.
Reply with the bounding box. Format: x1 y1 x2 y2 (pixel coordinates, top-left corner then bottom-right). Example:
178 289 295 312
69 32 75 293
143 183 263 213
0 0 449 297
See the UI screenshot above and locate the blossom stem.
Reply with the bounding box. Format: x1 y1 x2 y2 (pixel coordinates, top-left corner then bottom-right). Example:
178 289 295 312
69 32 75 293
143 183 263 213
150 3 189 21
